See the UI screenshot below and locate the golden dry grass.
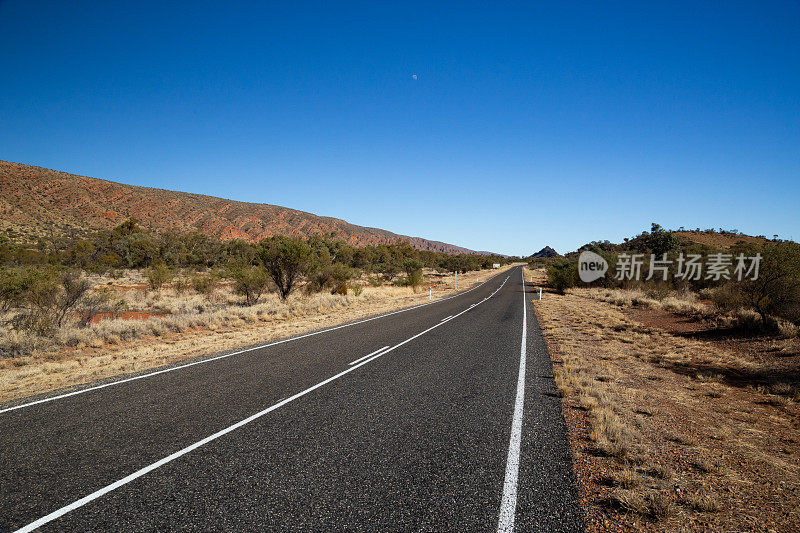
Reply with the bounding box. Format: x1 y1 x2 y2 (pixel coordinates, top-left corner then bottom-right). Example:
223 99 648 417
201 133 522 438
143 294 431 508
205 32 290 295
527 265 800 531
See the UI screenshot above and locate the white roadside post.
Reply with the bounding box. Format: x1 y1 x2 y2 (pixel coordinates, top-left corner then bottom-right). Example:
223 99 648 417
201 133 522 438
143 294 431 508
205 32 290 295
455 270 458 290
539 287 542 300
429 287 432 300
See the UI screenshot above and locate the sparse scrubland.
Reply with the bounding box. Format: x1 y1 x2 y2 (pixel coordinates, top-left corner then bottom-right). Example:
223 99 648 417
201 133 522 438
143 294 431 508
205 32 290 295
529 225 799 531
0 219 519 402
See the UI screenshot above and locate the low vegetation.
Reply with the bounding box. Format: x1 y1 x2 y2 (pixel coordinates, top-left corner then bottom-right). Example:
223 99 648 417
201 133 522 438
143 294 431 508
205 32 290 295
540 223 800 335
0 218 517 358
529 223 799 531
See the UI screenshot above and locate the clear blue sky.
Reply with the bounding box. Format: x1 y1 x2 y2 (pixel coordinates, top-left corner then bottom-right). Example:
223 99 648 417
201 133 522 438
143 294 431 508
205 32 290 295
1 1 798 255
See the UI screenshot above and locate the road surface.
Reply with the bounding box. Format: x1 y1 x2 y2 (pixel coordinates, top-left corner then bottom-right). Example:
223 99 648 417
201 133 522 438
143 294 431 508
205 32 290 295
0 266 582 532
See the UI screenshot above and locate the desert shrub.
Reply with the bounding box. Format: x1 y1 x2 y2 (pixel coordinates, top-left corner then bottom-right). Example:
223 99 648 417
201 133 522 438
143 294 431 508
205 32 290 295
53 272 91 327
79 288 126 327
230 265 269 306
145 263 173 290
304 262 354 294
333 282 348 295
403 259 423 290
608 489 648 515
646 223 681 256
191 274 216 294
93 252 122 273
647 492 674 520
257 236 312 300
546 259 578 294
642 282 672 300
366 275 383 287
329 263 354 295
305 269 333 294
685 492 720 513
4 268 91 334
173 276 189 294
351 282 364 296
777 319 799 338
0 267 47 311
714 243 800 326
381 263 399 282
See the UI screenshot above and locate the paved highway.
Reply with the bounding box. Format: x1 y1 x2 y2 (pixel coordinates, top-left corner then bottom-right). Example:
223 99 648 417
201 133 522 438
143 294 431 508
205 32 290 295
0 266 581 532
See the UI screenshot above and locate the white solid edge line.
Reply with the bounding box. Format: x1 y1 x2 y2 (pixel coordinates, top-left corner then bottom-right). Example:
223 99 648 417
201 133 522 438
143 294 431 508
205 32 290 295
348 346 390 366
1 269 507 415
12 269 514 533
497 267 527 532
440 315 454 322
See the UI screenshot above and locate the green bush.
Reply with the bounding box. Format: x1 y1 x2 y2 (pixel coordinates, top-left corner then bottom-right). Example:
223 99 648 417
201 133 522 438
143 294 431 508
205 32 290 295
350 282 364 296
145 263 173 290
230 265 270 306
257 236 312 300
173 276 190 294
546 259 578 294
403 259 424 290
329 263 354 295
380 263 399 282
646 223 680 256
715 243 800 326
191 274 216 294
2 267 90 334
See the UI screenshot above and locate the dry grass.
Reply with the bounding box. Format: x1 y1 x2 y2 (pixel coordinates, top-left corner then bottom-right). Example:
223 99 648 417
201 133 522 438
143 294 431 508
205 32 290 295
528 266 800 531
587 287 712 318
610 469 641 489
684 492 721 513
0 264 521 403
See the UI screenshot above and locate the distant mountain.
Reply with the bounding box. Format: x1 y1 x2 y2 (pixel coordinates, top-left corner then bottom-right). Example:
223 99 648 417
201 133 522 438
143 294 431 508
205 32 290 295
529 246 560 258
0 160 481 254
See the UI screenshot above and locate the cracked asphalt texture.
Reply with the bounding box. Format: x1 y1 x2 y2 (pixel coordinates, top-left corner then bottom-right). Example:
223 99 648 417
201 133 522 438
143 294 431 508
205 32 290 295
0 266 582 532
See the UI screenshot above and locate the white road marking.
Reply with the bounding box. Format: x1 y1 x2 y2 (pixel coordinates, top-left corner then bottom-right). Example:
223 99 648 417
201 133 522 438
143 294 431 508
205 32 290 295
12 271 514 532
497 268 527 533
440 315 454 322
1 269 508 415
348 346 390 366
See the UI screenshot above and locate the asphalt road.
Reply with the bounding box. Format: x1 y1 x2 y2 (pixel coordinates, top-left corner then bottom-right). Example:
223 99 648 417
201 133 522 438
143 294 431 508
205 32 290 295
0 266 582 532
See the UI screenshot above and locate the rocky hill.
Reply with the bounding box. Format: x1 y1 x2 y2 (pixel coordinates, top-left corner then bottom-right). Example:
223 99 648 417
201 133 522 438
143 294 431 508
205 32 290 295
529 246 560 258
0 160 479 254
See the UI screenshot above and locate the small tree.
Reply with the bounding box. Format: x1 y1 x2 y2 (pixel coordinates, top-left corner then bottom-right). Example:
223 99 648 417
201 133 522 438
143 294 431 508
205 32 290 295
257 236 312 300
403 259 424 290
145 263 173 290
329 263 354 295
3 268 92 333
191 274 216 295
647 223 680 257
716 243 800 326
55 272 90 327
230 265 269 306
381 262 399 282
546 259 578 294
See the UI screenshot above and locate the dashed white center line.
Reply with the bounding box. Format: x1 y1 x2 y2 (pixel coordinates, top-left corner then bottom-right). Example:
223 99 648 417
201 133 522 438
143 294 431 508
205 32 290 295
348 346 390 366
